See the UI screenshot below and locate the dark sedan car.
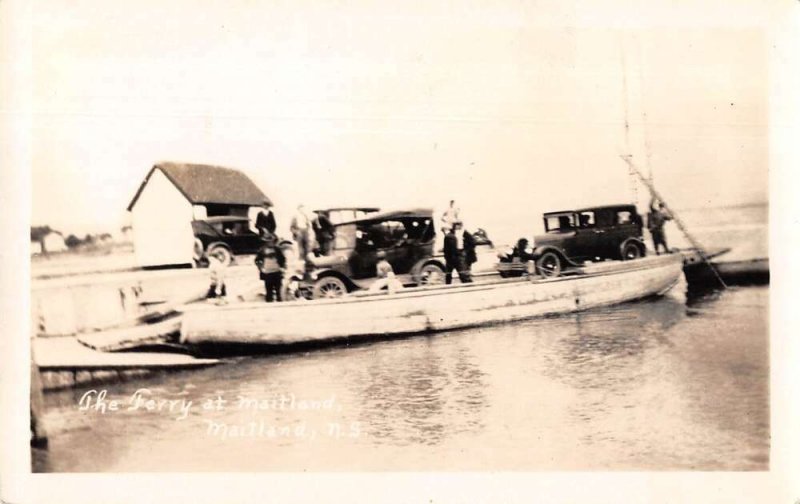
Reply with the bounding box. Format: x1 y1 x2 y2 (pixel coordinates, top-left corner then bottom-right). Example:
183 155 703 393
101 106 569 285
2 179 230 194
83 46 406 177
497 204 647 278
192 216 264 266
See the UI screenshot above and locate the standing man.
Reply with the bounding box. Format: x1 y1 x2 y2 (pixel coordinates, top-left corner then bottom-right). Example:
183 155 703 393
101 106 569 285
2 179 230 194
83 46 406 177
290 204 312 259
255 235 286 302
647 197 673 255
443 221 476 284
312 211 335 255
441 199 461 233
255 200 277 239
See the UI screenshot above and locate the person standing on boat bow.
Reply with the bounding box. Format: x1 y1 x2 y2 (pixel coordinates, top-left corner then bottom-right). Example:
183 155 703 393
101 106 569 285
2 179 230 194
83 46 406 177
444 221 476 284
647 196 673 255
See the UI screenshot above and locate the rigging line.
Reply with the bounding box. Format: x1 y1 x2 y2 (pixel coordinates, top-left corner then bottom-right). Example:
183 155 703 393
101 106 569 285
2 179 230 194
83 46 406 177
620 155 728 289
636 38 654 185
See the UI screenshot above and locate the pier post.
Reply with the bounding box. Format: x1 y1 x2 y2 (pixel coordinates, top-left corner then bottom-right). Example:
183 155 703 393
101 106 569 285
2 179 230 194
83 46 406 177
30 348 48 449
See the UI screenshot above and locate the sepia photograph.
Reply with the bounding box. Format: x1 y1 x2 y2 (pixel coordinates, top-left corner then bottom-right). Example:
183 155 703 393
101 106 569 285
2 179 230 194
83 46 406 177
2 0 799 501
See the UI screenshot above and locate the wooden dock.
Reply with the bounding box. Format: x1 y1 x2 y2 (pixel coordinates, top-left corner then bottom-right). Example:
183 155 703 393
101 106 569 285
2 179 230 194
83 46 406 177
33 336 220 390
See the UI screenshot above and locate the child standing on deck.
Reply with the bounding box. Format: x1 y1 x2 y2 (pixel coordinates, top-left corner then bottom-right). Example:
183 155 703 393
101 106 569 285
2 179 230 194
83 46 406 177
206 254 228 304
369 251 403 294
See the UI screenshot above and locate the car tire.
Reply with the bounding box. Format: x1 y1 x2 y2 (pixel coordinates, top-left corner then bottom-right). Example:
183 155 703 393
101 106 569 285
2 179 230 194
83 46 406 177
193 238 205 263
207 245 233 266
536 252 562 278
312 276 348 299
622 242 642 260
419 263 446 286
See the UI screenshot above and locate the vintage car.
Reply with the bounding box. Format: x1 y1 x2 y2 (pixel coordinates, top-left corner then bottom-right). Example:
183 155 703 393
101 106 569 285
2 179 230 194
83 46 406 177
497 204 647 278
303 209 447 298
192 216 264 266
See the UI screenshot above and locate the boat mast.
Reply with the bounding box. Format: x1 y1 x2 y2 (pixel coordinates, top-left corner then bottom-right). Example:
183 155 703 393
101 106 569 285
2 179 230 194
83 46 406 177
619 37 725 289
636 41 654 186
619 39 638 206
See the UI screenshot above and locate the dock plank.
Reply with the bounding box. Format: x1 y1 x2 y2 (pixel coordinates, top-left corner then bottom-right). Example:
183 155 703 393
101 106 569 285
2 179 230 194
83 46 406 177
34 337 219 371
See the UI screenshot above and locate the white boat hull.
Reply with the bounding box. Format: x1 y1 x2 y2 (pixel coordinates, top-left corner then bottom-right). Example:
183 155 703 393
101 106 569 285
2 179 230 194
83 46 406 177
179 254 683 346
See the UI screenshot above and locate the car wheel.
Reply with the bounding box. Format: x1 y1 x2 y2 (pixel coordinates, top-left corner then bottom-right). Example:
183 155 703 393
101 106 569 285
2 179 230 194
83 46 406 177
312 276 347 299
536 252 562 278
207 245 233 266
419 263 446 286
622 242 642 260
193 238 205 262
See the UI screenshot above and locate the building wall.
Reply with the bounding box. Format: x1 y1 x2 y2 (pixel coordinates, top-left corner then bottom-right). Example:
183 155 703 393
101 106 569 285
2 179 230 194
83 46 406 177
42 233 67 253
130 169 195 267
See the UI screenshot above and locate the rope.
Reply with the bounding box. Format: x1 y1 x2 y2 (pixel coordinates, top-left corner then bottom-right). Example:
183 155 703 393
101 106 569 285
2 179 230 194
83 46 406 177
620 155 727 289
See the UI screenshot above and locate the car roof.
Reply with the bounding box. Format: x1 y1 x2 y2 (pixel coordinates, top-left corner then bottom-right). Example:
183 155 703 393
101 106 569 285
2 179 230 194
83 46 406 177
337 208 433 225
314 207 380 213
194 216 251 223
544 204 637 216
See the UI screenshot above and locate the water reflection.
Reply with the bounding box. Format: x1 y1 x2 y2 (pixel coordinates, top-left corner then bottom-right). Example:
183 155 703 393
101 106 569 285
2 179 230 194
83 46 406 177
357 336 487 446
35 288 768 471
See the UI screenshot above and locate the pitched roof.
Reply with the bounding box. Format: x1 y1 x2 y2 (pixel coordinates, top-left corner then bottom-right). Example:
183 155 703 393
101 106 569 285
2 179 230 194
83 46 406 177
127 162 271 210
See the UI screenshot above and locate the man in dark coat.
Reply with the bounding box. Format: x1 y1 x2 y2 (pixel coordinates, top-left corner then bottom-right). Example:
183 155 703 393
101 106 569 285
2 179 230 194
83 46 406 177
254 236 286 302
312 212 335 255
443 221 476 284
255 201 277 238
647 197 672 255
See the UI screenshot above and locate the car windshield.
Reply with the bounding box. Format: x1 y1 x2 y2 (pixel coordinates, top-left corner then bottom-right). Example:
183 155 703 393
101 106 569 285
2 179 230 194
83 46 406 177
544 213 576 232
212 221 250 235
355 218 433 249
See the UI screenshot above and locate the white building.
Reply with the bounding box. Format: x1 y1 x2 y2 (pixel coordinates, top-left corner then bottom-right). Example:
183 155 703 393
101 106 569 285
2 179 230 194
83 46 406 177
41 231 68 253
30 240 43 255
127 162 271 268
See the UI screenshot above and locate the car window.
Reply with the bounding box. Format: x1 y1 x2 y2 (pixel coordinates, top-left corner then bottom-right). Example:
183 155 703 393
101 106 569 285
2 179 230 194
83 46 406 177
334 224 356 250
617 211 633 225
577 211 596 228
594 209 616 228
545 214 575 231
222 221 250 235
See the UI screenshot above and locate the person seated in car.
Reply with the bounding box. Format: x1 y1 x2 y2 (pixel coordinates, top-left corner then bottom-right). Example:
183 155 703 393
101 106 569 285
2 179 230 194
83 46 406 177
579 214 593 228
558 215 573 230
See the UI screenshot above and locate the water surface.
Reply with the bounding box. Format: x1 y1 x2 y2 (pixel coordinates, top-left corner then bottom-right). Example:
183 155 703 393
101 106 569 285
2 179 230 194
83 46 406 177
35 284 768 472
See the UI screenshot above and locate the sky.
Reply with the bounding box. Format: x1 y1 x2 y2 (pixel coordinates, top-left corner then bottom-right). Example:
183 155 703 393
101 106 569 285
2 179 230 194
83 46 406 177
29 0 771 241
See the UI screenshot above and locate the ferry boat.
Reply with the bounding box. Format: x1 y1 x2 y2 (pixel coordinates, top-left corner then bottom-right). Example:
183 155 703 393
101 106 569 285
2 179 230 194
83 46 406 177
178 253 683 349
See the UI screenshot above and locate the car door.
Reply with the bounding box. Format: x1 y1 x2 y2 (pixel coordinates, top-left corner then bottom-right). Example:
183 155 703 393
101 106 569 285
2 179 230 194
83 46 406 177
222 221 259 255
595 209 629 258
350 225 379 279
569 211 599 261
